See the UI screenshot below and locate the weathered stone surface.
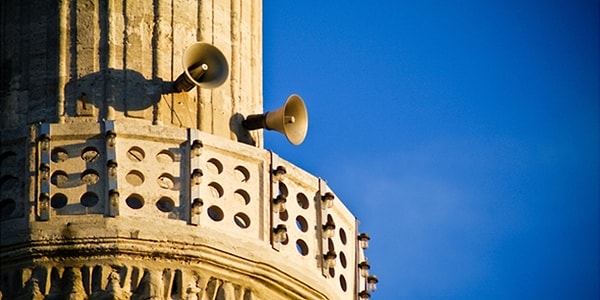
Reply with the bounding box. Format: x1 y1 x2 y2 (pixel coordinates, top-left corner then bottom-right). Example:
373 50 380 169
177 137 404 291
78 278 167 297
0 0 263 146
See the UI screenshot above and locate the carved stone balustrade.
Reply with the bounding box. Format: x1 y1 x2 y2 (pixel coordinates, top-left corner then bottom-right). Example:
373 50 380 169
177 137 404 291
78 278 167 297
0 119 368 299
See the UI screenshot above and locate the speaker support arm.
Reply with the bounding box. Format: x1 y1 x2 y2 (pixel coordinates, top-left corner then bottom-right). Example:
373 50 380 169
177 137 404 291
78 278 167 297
242 114 268 130
173 64 208 92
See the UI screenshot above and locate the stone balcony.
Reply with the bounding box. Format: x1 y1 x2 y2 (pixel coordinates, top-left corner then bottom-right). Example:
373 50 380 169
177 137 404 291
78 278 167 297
0 119 375 299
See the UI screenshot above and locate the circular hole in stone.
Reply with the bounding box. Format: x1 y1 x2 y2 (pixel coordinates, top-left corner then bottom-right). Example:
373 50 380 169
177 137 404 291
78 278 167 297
156 150 175 163
297 193 309 209
234 166 250 182
328 238 335 251
340 251 347 269
51 193 68 209
126 170 145 186
296 239 309 256
278 182 288 197
296 215 308 232
156 197 175 212
126 194 144 209
80 169 99 185
279 209 288 221
234 189 250 205
340 227 347 245
0 175 18 193
340 275 347 292
329 267 335 278
51 148 69 163
0 199 16 218
81 146 100 162
234 212 251 229
206 158 223 175
0 151 17 167
80 192 99 207
207 206 224 222
51 171 69 187
126 146 145 162
157 173 175 190
208 182 224 198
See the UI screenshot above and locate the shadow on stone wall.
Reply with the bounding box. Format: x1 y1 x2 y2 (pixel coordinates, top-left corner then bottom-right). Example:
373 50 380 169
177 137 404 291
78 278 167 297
230 113 256 146
64 69 175 119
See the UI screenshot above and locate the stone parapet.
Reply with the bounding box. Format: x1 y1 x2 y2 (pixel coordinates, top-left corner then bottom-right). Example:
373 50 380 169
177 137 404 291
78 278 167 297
1 119 371 299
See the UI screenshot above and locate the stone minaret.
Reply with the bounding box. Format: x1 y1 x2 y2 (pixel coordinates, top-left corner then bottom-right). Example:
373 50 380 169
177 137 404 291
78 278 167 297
0 1 378 299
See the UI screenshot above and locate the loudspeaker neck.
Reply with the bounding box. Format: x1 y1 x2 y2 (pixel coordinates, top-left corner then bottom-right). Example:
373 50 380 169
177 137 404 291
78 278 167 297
242 114 268 130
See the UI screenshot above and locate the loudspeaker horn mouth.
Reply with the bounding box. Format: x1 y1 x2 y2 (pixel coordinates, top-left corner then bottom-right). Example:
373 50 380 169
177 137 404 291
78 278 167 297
172 42 229 92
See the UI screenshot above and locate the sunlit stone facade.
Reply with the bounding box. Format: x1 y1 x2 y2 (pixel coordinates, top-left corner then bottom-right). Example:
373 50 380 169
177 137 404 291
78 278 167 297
0 1 375 299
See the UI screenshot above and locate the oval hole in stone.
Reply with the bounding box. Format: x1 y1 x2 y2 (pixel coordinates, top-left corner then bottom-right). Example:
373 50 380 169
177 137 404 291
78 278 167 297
340 275 347 292
80 169 100 185
51 193 68 209
51 171 69 187
0 175 18 193
297 193 309 209
234 166 250 182
156 197 175 212
80 192 99 207
0 199 16 218
207 206 224 222
127 146 145 162
234 212 251 229
206 158 223 175
81 146 100 162
296 215 308 232
126 194 144 209
339 227 347 245
156 150 175 163
340 251 347 269
278 182 288 197
126 170 145 186
234 189 250 205
157 173 175 190
51 148 69 163
208 182 224 198
296 239 309 256
0 151 17 167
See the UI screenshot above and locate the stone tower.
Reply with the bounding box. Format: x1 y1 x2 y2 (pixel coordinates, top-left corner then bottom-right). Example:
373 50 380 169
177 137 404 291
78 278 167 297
0 1 378 299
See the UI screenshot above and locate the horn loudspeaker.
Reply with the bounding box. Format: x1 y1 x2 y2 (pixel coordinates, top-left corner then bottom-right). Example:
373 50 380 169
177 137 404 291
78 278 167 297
173 42 229 92
242 94 308 145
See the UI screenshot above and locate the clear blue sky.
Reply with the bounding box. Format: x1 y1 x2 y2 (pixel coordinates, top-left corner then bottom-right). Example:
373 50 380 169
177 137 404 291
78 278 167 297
262 1 599 299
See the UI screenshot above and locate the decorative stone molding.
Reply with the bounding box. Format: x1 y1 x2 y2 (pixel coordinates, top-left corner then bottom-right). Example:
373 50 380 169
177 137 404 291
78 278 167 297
1 264 254 300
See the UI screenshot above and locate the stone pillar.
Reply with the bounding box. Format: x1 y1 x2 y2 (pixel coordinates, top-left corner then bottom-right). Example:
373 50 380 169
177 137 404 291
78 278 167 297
0 0 263 147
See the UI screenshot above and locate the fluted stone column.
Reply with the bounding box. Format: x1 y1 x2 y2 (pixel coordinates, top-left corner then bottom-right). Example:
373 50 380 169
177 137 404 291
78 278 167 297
0 0 263 147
